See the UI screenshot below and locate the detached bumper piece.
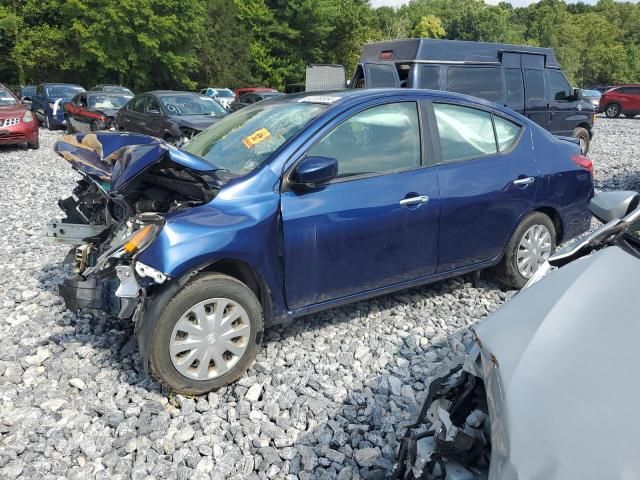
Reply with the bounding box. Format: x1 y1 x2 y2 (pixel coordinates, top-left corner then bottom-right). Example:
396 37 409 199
393 367 490 480
59 269 121 317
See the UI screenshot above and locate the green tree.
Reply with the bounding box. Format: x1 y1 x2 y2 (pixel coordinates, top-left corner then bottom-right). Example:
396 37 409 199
413 15 446 38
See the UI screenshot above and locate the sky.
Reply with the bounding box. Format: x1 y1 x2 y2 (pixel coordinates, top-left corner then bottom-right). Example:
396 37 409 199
370 0 623 6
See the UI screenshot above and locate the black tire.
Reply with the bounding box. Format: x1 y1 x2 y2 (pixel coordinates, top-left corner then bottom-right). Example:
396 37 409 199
65 116 74 134
90 120 99 132
27 137 40 150
624 113 637 118
147 273 263 395
605 103 621 118
495 212 556 289
572 127 590 155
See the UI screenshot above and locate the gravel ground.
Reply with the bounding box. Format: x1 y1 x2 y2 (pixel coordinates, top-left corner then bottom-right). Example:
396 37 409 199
1 116 639 480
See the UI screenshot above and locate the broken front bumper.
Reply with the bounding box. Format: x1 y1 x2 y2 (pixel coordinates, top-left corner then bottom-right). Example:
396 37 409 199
58 260 165 319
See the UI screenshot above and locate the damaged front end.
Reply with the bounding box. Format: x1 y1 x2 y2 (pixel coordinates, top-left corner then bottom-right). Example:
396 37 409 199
394 353 493 480
47 132 225 319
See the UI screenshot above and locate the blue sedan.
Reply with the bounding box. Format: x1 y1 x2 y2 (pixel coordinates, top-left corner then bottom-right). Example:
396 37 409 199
31 83 85 130
51 89 593 393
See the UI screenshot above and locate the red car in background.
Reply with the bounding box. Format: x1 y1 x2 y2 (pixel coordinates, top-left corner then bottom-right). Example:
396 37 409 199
0 83 39 149
599 84 640 118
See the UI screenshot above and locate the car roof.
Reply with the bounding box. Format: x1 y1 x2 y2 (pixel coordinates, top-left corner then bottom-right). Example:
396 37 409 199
147 90 205 96
86 91 132 96
41 83 83 86
360 38 560 68
271 88 530 123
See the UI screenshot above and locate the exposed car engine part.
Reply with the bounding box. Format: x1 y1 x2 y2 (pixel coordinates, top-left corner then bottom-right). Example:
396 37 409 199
394 366 490 480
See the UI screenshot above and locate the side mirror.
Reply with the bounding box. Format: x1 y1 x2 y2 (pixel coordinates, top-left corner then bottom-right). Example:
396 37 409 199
292 156 338 188
21 96 32 103
573 88 582 100
589 191 640 223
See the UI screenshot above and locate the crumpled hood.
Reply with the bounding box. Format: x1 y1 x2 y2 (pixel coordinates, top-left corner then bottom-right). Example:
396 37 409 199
169 115 225 131
470 245 640 479
92 108 119 118
54 132 218 193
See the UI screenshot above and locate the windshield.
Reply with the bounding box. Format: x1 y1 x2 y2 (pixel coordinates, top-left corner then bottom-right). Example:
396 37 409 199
582 89 601 98
0 89 18 106
160 95 227 116
22 86 36 97
46 86 85 98
102 86 134 95
214 89 234 98
88 94 132 109
184 101 328 175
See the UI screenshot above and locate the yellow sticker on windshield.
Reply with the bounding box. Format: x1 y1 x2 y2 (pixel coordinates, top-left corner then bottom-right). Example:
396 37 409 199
243 128 271 148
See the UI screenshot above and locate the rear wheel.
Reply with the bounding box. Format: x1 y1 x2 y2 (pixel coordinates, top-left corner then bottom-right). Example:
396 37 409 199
605 103 621 118
572 127 590 155
495 212 556 289
147 273 263 395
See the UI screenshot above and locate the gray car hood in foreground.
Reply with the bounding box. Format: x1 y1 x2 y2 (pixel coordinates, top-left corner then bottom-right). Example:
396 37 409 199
468 245 640 480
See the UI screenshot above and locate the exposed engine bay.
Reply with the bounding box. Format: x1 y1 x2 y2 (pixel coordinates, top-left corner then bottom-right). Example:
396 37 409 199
46 133 226 317
394 366 491 480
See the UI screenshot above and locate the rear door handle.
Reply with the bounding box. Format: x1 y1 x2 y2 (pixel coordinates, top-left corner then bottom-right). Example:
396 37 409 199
400 195 429 206
513 177 535 186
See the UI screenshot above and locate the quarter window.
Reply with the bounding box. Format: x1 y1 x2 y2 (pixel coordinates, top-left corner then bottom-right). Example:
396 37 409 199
446 67 503 103
365 64 398 88
433 103 497 162
308 102 421 178
524 69 545 103
548 70 571 101
419 66 440 90
493 115 522 152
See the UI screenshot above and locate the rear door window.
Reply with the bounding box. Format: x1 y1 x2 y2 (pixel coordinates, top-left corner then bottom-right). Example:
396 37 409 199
524 69 546 103
419 66 440 90
308 102 421 178
506 69 524 111
548 70 572 101
433 103 497 163
446 67 503 103
364 64 398 88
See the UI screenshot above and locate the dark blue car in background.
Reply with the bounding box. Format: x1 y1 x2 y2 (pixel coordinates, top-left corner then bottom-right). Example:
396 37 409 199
48 89 594 394
31 83 85 130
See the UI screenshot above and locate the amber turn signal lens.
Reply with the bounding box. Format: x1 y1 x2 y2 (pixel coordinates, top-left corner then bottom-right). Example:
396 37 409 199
124 225 153 254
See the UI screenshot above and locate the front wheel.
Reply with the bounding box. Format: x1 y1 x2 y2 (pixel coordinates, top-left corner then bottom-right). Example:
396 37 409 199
605 103 621 118
147 273 263 395
495 212 556 289
65 116 75 134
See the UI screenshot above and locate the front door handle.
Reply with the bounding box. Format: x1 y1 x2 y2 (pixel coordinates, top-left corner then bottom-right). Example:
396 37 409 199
400 195 429 206
513 177 535 186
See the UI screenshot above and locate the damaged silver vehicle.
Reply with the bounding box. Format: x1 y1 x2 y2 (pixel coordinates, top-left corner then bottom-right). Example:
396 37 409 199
394 190 640 480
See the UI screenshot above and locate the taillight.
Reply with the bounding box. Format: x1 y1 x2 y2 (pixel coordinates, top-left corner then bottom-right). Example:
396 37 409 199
571 154 593 176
